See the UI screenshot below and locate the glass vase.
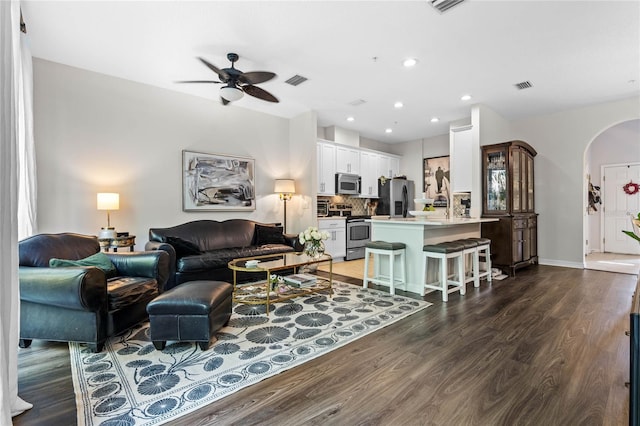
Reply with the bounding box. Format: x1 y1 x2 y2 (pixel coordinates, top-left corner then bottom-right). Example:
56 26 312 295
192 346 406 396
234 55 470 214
304 240 325 259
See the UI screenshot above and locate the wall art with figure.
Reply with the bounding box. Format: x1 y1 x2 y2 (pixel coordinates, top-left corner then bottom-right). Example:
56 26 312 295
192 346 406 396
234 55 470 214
423 156 450 207
182 150 255 211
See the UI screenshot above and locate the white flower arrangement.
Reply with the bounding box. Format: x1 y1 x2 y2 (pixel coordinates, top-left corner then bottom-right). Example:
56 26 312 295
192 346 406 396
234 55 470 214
298 226 329 245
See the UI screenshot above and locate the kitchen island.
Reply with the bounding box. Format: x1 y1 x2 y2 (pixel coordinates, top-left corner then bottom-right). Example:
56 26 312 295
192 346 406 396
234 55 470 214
368 216 499 295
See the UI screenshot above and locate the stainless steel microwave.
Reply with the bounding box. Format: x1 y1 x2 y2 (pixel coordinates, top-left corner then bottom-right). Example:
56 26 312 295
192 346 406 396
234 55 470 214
335 173 361 195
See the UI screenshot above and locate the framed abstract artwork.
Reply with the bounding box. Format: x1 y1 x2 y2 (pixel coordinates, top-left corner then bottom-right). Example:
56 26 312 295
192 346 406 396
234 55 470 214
182 150 256 211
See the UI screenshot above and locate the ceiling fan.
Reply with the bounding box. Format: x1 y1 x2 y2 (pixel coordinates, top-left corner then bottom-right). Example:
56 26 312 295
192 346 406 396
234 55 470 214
177 53 279 105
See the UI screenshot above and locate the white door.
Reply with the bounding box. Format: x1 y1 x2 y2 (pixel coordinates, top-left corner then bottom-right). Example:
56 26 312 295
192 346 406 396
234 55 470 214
602 163 640 254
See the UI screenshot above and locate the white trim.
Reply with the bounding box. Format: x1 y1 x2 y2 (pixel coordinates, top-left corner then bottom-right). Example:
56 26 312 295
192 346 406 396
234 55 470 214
538 259 584 269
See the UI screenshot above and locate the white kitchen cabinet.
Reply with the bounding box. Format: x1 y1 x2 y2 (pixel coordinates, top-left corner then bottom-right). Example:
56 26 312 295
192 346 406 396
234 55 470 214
359 151 379 197
377 154 401 178
336 146 360 174
317 140 399 197
388 156 400 177
318 218 346 259
317 141 336 195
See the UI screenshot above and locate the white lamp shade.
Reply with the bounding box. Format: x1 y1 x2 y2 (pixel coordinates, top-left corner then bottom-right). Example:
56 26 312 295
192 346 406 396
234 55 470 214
274 179 295 194
220 86 244 102
97 193 120 210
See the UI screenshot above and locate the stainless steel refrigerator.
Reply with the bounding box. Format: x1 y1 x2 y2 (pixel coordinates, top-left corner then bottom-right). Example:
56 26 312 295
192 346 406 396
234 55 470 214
376 178 415 218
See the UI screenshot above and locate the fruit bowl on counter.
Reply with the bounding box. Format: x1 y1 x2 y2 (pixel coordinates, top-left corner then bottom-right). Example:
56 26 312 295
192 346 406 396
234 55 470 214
414 198 435 205
412 198 440 217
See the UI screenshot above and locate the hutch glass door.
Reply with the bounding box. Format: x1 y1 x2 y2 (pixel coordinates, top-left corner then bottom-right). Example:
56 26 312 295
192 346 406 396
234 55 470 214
485 149 508 214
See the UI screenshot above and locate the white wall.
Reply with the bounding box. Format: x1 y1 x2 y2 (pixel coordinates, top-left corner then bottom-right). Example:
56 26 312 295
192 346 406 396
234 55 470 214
474 104 513 146
289 111 318 232
511 97 640 267
585 119 640 252
33 59 317 247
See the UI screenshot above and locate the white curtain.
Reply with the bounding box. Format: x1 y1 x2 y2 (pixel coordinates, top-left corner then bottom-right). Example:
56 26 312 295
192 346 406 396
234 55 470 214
0 1 33 422
17 25 36 240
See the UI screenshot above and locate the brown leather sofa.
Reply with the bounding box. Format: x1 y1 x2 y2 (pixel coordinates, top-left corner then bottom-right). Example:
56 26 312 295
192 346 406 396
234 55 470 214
18 233 170 352
145 219 301 289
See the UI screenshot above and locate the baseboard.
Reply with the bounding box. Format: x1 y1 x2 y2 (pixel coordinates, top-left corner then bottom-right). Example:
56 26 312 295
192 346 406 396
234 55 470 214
538 258 584 269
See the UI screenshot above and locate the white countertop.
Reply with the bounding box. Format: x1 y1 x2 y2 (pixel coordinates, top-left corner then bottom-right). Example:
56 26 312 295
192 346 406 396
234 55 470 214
318 216 346 220
368 216 499 226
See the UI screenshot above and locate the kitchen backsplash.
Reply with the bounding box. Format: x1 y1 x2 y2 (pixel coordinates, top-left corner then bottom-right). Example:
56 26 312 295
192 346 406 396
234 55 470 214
321 194 472 217
318 195 368 215
452 193 471 217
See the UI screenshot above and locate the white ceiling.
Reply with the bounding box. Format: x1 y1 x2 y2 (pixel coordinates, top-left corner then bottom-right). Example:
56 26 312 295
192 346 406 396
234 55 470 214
21 1 640 143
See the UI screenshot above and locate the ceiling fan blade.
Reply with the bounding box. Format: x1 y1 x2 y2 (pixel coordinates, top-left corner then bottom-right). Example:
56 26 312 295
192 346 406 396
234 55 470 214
174 80 222 84
242 85 279 103
197 57 230 82
239 71 276 85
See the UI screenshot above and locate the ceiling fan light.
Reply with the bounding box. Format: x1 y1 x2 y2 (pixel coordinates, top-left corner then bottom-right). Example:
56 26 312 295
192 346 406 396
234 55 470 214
220 86 244 101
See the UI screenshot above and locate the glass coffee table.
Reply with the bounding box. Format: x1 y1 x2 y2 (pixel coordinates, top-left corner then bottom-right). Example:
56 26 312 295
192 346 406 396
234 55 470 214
228 252 333 314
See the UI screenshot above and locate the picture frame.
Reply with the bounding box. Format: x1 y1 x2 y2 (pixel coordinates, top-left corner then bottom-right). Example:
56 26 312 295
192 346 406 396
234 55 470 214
182 150 256 211
423 155 450 207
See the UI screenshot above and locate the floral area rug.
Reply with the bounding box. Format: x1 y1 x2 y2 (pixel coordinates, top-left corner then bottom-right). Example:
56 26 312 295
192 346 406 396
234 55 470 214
69 280 431 426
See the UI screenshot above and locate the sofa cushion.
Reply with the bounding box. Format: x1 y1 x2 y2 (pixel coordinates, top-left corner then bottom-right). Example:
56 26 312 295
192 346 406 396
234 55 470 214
176 244 295 273
162 236 202 258
150 220 256 252
254 224 286 245
50 252 117 278
107 276 158 310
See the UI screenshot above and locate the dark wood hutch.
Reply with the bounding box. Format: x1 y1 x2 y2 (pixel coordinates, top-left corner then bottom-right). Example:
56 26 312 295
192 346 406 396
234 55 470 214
480 140 538 276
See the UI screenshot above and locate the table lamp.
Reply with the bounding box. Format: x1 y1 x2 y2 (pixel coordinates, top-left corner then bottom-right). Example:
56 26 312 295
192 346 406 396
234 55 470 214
274 179 295 232
97 192 119 239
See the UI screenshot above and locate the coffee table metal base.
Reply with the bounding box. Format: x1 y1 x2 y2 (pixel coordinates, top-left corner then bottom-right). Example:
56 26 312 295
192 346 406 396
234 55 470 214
228 252 333 314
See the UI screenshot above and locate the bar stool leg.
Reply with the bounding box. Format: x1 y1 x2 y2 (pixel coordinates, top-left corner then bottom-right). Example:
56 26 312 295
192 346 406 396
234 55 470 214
440 254 448 302
457 254 466 295
485 245 493 284
389 252 395 296
400 250 406 292
473 249 480 288
421 252 427 297
363 249 370 289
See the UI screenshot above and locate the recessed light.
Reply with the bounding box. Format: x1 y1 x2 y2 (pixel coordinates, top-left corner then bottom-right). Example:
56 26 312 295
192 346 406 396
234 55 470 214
385 128 393 134
346 116 355 122
461 94 472 101
430 117 440 123
402 58 418 68
394 102 404 108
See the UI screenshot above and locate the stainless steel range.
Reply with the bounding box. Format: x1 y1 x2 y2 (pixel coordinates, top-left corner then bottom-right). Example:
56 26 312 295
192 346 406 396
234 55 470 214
345 215 371 260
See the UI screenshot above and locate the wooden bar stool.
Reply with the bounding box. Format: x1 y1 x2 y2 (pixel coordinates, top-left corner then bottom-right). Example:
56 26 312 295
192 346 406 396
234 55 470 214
467 237 492 284
421 241 466 301
457 239 480 288
363 241 407 295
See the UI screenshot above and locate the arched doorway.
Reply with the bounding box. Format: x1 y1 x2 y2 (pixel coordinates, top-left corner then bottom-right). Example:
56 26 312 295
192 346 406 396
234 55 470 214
583 119 640 274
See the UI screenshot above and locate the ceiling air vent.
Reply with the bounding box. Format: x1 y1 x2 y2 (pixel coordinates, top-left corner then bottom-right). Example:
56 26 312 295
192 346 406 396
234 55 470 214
515 81 533 90
430 0 466 13
349 99 367 106
285 75 308 86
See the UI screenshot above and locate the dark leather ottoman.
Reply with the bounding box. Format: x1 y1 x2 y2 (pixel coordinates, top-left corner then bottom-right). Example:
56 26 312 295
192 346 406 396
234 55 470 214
147 280 233 350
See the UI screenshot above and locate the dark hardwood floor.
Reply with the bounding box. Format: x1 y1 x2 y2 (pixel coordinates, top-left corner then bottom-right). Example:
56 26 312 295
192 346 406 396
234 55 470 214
13 265 635 425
